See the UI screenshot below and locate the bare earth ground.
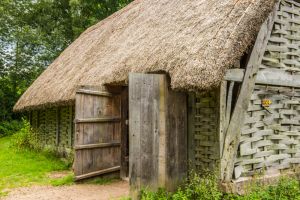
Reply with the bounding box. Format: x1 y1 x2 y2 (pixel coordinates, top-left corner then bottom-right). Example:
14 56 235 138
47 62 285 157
1 181 129 200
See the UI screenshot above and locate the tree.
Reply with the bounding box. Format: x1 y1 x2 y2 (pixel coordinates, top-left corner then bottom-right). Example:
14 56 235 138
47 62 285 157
0 0 133 121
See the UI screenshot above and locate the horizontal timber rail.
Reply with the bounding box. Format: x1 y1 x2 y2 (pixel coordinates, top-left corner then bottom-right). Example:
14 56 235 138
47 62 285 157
75 117 121 123
75 166 121 181
225 68 300 88
74 142 121 150
77 89 113 97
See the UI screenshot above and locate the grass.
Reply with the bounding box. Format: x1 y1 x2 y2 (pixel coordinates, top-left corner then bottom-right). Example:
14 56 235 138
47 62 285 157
83 177 118 185
0 135 123 198
50 174 75 186
0 136 70 195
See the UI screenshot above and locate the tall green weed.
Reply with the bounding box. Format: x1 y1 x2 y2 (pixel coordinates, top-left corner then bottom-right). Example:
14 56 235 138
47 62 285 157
141 170 222 200
140 172 300 200
11 120 41 151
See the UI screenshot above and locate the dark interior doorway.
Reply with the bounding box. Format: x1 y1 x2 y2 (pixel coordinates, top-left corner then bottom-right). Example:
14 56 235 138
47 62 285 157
120 87 129 179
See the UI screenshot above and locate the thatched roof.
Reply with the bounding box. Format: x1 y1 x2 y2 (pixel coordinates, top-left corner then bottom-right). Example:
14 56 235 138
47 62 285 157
14 0 276 111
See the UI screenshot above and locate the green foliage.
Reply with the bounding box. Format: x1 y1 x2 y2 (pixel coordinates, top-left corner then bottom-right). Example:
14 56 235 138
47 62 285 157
0 120 24 137
182 171 222 200
118 197 131 200
70 0 133 38
224 177 300 200
9 119 74 168
140 172 300 200
141 188 171 200
140 171 222 200
11 120 41 151
0 190 8 197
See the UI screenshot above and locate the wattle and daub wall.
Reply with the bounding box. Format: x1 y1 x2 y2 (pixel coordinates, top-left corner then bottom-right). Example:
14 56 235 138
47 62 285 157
189 0 300 181
235 0 300 180
29 106 75 156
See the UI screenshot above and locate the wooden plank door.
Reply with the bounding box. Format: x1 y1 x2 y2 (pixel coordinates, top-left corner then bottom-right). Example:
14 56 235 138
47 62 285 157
74 86 122 180
129 73 187 193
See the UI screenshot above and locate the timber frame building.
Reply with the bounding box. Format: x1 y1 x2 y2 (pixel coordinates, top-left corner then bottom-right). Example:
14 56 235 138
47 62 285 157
14 0 300 194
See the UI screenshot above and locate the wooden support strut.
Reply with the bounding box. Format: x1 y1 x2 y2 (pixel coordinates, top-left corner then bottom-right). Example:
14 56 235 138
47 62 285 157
220 4 278 182
75 166 121 181
74 142 121 150
225 68 300 88
188 93 196 170
76 89 113 97
75 117 121 123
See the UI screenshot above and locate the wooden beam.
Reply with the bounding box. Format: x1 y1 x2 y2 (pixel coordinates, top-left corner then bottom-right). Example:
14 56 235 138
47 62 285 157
221 5 278 182
56 107 60 146
74 142 121 150
256 69 300 88
75 166 121 181
75 117 121 123
224 69 245 82
218 81 227 165
225 68 300 88
76 89 113 97
225 81 234 132
69 106 73 147
188 93 196 170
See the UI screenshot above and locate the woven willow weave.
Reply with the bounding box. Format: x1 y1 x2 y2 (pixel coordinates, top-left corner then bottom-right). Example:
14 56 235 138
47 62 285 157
193 90 220 171
31 106 74 154
234 0 300 180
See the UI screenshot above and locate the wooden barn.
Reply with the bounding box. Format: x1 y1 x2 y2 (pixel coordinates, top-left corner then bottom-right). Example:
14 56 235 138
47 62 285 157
14 0 300 194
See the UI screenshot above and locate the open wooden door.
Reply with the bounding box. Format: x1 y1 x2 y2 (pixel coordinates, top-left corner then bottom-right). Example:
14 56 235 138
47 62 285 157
74 86 123 180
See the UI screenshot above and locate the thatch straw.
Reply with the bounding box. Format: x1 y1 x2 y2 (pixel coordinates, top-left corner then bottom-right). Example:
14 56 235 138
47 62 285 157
14 0 276 111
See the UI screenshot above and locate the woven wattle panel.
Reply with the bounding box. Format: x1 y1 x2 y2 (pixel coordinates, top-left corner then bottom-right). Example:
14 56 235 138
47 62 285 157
30 106 74 151
235 86 300 179
193 90 220 171
262 0 300 73
234 0 300 180
59 107 73 148
44 108 57 146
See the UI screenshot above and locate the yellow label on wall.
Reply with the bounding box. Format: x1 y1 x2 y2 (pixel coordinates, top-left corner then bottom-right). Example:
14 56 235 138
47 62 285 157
262 99 272 107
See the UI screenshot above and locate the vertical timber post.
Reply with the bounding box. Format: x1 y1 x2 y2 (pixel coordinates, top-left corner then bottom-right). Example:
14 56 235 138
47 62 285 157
129 73 187 199
188 93 195 170
56 107 60 146
69 106 73 147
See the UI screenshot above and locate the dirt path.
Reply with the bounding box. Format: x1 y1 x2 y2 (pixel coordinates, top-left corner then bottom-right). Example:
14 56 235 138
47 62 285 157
1 181 129 200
